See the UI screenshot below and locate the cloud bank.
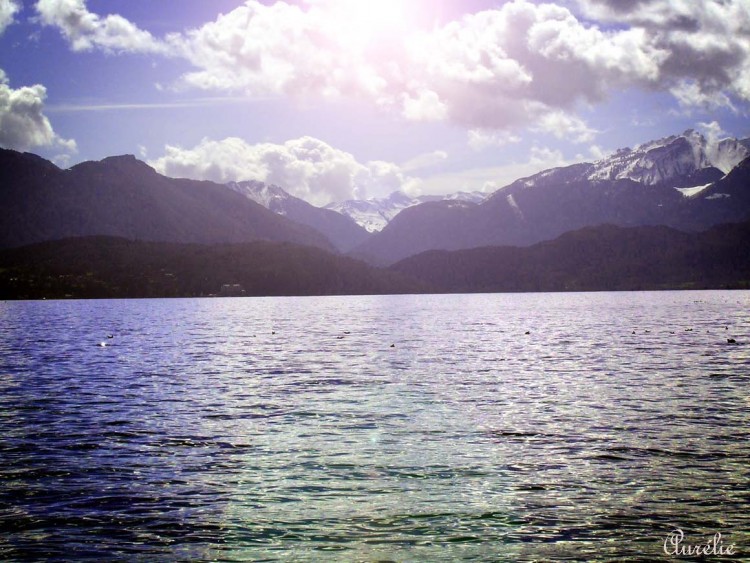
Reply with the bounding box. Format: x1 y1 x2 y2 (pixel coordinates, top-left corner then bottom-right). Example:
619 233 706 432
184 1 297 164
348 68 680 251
31 0 750 142
148 136 417 205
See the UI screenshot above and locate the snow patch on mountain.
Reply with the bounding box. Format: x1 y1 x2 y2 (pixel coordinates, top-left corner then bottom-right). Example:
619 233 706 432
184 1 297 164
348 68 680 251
226 180 291 214
327 190 486 232
675 183 712 198
507 194 523 219
586 130 749 186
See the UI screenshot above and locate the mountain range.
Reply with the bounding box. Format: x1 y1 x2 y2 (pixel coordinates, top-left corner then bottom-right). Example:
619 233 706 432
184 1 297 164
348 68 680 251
325 190 486 233
0 150 333 251
1 128 749 297
392 221 750 293
225 180 369 252
2 221 748 299
352 130 750 264
0 237 423 299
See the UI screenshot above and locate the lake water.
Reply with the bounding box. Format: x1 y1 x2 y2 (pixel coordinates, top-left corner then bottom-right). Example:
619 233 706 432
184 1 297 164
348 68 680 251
1 291 748 561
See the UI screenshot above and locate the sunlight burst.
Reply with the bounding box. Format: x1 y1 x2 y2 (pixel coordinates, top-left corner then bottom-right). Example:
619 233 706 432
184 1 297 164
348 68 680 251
321 0 413 50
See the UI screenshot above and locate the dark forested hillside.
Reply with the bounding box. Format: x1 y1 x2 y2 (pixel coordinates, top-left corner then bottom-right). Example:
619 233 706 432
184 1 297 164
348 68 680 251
0 237 426 299
391 221 750 293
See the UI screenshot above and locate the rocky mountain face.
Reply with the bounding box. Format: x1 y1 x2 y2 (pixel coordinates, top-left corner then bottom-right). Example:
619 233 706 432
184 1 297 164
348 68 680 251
326 190 486 233
353 131 750 265
0 150 333 251
226 180 370 252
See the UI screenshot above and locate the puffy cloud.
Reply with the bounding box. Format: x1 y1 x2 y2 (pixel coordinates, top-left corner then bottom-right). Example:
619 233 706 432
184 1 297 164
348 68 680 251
400 150 448 172
468 129 522 151
0 0 20 35
148 136 416 205
531 111 597 143
419 144 591 195
32 0 750 133
35 0 166 53
576 0 750 107
165 0 384 97
0 69 76 152
697 120 727 144
398 1 665 133
670 79 736 112
529 145 569 170
400 90 448 122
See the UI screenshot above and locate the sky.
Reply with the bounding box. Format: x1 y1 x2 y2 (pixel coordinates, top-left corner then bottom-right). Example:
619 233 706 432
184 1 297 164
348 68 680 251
1 0 750 206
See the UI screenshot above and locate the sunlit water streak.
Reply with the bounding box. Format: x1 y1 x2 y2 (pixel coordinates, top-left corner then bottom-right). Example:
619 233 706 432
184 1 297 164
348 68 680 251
0 291 748 561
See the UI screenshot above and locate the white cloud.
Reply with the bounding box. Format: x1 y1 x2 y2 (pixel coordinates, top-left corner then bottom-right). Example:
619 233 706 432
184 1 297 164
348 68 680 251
0 0 20 35
670 79 737 112
576 0 750 109
400 150 448 172
31 0 750 133
35 0 166 53
585 144 610 162
531 111 597 143
0 69 77 152
400 89 448 122
419 145 592 195
468 129 522 151
164 0 382 97
397 1 665 131
529 145 570 169
697 120 727 144
148 136 416 205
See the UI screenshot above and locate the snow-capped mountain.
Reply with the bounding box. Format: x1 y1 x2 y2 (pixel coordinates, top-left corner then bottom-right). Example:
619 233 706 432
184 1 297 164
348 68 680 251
226 180 293 214
586 129 749 185
353 130 750 265
226 180 369 252
512 130 749 195
326 190 486 233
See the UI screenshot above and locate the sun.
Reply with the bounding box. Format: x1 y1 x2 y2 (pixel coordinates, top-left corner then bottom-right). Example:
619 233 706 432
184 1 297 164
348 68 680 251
350 0 406 30
320 0 413 50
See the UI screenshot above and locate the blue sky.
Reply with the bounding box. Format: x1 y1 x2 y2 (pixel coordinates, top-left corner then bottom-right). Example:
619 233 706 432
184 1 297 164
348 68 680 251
1 0 749 205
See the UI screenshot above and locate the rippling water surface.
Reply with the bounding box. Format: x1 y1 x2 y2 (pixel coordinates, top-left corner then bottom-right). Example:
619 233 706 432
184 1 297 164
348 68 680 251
1 292 749 561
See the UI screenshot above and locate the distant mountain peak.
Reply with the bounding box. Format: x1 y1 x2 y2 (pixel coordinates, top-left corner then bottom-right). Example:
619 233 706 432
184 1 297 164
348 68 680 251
327 190 486 232
227 180 291 213
225 179 370 252
71 154 158 178
586 129 748 186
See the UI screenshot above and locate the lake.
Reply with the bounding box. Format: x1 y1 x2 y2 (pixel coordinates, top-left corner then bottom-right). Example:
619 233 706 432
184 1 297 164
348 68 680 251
1 291 748 561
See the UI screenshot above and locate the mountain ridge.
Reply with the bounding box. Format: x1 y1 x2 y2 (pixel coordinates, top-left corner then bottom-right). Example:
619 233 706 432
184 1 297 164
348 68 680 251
226 180 370 252
0 148 335 252
326 190 486 233
391 220 750 293
353 130 750 265
0 236 427 299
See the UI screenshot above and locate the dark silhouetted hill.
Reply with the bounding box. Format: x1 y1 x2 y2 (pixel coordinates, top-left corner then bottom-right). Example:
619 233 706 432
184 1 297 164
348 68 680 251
0 237 427 299
0 150 333 251
391 221 750 292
